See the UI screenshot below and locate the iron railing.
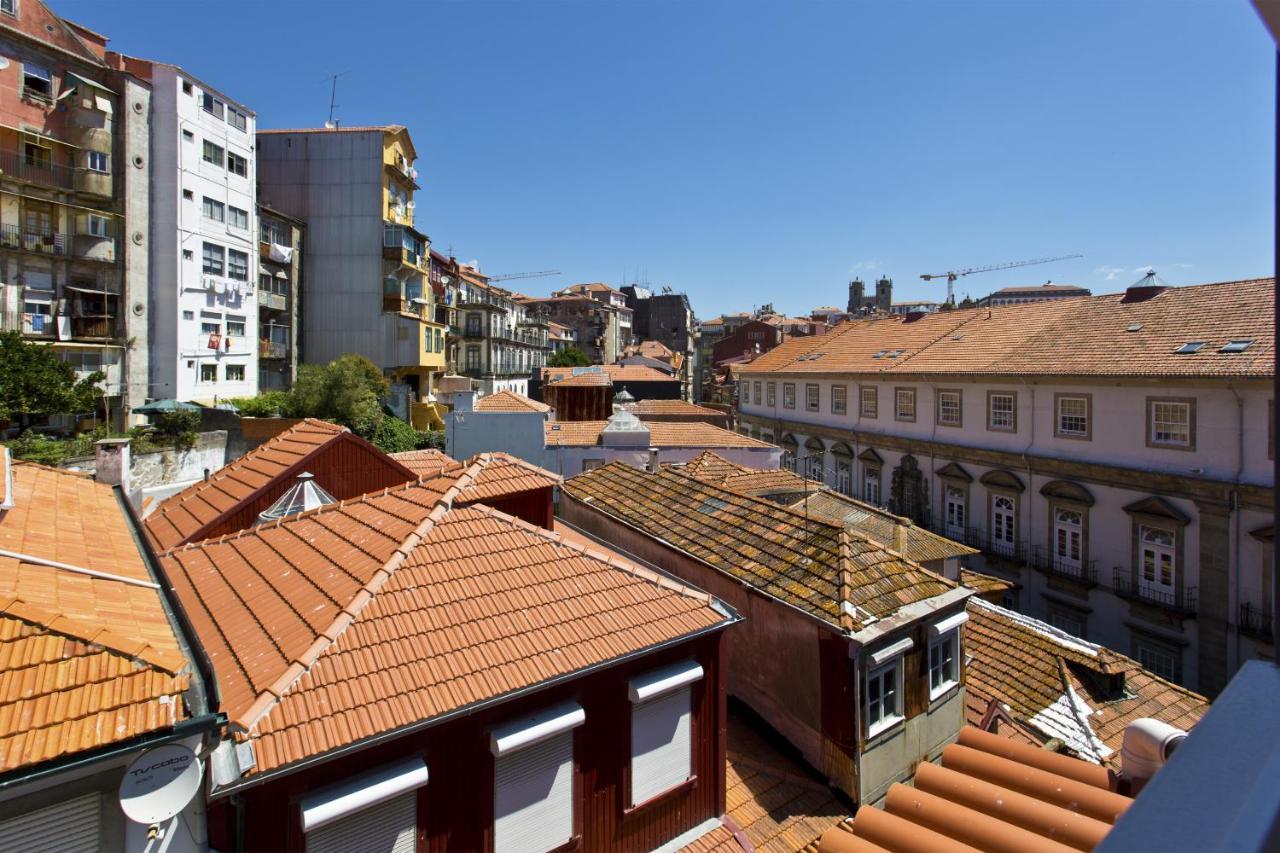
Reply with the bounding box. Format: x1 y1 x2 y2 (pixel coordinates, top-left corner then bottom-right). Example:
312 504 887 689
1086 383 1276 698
1029 545 1099 584
1112 569 1197 614
0 148 77 190
1239 603 1274 640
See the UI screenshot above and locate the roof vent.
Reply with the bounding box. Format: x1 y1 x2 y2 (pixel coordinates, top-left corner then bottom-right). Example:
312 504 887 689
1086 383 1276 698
1121 271 1170 303
1126 323 1143 332
1121 718 1187 792
258 472 337 523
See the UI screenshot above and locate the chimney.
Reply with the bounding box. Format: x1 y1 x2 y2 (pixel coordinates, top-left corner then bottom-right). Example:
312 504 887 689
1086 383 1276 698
893 520 909 555
95 438 131 495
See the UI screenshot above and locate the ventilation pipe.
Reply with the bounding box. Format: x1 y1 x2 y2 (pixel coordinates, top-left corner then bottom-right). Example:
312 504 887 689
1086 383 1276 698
1120 718 1187 791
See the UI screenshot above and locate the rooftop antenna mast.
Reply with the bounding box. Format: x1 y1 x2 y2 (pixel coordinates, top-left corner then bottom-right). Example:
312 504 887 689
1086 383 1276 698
324 71 350 128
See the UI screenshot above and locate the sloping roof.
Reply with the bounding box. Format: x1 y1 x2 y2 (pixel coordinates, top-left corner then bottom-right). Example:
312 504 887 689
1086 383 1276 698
819 726 1131 853
474 390 551 413
965 598 1208 768
547 372 613 387
545 422 773 449
0 463 188 771
991 283 1090 295
562 463 956 631
627 399 725 418
389 448 456 477
160 456 727 779
145 419 415 552
543 364 679 384
960 568 1017 596
742 279 1274 379
676 450 755 482
635 340 675 359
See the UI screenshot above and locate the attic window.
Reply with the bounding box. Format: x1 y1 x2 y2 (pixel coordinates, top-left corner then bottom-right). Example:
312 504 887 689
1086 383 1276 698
1220 339 1254 353
696 497 728 515
1126 323 1143 332
1174 341 1205 354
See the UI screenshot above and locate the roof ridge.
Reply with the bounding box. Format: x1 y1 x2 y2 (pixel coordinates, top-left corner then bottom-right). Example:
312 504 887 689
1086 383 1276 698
0 596 186 674
466 451 563 484
660 466 848 532
235 455 494 732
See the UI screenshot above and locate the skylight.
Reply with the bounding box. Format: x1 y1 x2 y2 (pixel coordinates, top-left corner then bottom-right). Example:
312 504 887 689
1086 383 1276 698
872 350 887 359
1174 341 1205 354
1126 323 1143 332
696 497 728 515
1220 339 1254 353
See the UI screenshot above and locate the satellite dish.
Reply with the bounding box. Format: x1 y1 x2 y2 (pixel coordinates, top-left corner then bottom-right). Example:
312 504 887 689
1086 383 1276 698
118 744 202 825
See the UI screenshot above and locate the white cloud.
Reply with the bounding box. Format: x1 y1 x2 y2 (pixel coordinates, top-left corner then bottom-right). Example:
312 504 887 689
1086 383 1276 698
1093 265 1126 281
849 258 883 274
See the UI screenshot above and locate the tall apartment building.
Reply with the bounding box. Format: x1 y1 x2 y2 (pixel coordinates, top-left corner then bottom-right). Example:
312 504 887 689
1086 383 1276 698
0 3 150 425
524 284 629 364
622 285 697 401
737 279 1274 697
108 54 258 403
257 204 302 390
456 265 548 396
256 125 448 407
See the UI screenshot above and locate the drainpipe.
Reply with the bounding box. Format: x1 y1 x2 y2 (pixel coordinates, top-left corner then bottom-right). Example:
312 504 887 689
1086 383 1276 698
1229 385 1244 673
1018 378 1036 568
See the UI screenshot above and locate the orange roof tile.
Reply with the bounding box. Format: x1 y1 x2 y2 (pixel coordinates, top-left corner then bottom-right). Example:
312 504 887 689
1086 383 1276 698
964 598 1208 768
543 364 679 384
0 462 188 771
160 455 726 778
546 421 773 449
389 448 456 477
474 390 552 413
679 826 745 853
562 463 957 630
743 279 1274 379
960 568 1017 597
144 419 415 552
819 726 1132 853
628 399 725 417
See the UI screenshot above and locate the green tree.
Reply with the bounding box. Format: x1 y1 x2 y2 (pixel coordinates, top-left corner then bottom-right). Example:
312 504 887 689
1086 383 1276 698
289 354 389 427
547 346 592 367
0 331 104 432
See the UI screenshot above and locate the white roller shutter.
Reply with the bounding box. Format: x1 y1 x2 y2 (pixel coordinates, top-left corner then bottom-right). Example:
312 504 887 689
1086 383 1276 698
0 791 101 853
494 730 574 853
630 687 693 806
306 790 416 853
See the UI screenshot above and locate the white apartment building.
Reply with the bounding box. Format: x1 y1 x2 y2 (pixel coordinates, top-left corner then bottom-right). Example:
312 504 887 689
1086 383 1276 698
113 57 257 402
737 279 1274 697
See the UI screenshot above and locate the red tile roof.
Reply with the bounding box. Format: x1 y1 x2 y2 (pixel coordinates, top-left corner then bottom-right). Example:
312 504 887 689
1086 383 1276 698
159 455 725 778
545 421 773 449
474 390 552 413
543 364 680 384
0 462 188 771
389 448 456 477
628 399 725 417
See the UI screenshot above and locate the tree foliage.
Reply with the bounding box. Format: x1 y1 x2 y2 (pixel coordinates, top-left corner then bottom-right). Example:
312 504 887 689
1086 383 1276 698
0 331 104 431
546 346 592 367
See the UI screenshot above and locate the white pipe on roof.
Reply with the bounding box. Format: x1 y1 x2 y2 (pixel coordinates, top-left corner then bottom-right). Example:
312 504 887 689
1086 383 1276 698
0 548 160 589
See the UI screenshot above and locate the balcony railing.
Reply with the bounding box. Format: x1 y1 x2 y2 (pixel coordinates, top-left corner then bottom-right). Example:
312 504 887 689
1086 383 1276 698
1029 546 1098 585
69 316 119 340
383 295 432 321
1239 603 1274 641
962 526 1027 563
0 148 77 191
1112 569 1197 615
0 223 66 255
259 291 287 312
259 339 288 359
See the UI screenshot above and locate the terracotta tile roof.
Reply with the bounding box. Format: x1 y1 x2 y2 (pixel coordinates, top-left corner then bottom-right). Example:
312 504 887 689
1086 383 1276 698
388 448 456 477
160 456 725 777
991 283 1090 295
543 364 680 384
0 447 10 508
675 450 755 482
819 726 1132 853
678 826 745 852
547 372 613 387
743 279 1275 379
474 390 552 413
452 452 561 500
964 598 1208 768
145 419 415 552
628 399 725 417
0 462 188 771
961 568 1017 596
562 463 957 630
635 340 675 359
545 422 773 449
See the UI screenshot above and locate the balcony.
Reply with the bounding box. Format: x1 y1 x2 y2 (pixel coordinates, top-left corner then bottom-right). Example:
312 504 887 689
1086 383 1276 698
0 148 77 191
259 291 288 312
1029 546 1098 585
259 339 288 359
69 316 119 340
383 295 432 321
1112 569 1197 615
963 527 1027 564
0 224 115 262
1239 603 1274 642
383 226 425 269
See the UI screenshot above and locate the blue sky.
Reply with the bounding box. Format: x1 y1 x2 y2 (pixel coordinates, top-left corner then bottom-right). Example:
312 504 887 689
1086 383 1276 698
61 0 1274 317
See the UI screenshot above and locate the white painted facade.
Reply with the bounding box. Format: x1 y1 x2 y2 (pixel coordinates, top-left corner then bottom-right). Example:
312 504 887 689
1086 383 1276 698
738 372 1273 694
144 65 257 403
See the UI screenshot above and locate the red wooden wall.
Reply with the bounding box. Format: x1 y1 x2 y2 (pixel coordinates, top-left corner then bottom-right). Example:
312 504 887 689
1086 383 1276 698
480 487 555 530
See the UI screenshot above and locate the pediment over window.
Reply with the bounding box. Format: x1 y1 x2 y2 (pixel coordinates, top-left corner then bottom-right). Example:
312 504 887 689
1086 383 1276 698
935 462 972 483
1039 479 1094 506
858 448 882 465
831 441 854 458
1249 524 1273 543
979 469 1024 493
1123 496 1190 526
805 436 825 452
778 433 798 450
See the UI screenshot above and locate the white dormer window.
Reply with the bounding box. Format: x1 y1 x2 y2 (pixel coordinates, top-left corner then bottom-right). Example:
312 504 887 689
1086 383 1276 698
865 658 903 737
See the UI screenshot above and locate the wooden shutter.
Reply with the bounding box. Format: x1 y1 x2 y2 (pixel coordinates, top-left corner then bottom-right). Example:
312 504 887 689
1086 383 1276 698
305 790 416 853
0 792 101 853
630 686 692 806
494 730 574 853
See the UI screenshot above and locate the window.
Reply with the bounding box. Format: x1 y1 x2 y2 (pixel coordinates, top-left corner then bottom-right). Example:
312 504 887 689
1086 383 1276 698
1139 526 1177 602
928 631 959 698
226 316 246 337
1 0 15 17
865 659 902 736
860 386 878 418
1047 604 1086 638
182 249 193 260
182 189 194 201
863 466 881 505
835 458 852 495
305 789 417 853
201 91 225 119
199 363 217 383
1220 339 1253 353
766 382 776 407
491 703 583 853
831 385 846 415
752 381 761 405
991 495 1016 557
182 129 194 141
22 63 52 101
182 80 193 95
1055 394 1090 439
202 197 225 222
86 151 109 173
782 382 796 410
988 391 1016 432
1133 634 1181 682
944 485 966 540
805 383 819 412
202 140 224 167
228 206 249 230
201 242 224 275
465 345 480 371
182 310 194 321
937 389 962 427
200 313 221 335
23 141 50 169
227 151 247 177
580 458 604 472
1148 398 1194 449
1053 508 1084 575
227 106 248 131
226 364 245 382
894 387 915 422
86 214 109 237
629 661 701 807
1174 341 1204 354
227 249 249 280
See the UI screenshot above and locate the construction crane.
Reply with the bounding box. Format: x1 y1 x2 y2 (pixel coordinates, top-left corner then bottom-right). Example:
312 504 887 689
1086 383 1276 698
486 270 561 283
920 254 1083 306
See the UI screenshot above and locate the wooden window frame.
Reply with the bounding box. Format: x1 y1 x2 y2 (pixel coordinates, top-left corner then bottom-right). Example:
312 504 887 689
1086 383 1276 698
894 387 916 423
936 388 963 428
1053 392 1092 441
1145 396 1196 451
986 390 1017 433
782 382 796 410
860 385 878 419
831 384 847 416
805 383 820 412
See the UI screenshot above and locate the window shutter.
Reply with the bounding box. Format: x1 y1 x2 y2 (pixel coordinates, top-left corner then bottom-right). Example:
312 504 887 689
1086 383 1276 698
305 790 416 853
494 731 574 853
0 792 101 853
630 686 693 806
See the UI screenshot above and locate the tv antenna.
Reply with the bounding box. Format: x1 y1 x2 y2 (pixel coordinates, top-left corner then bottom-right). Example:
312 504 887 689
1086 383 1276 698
324 71 350 127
